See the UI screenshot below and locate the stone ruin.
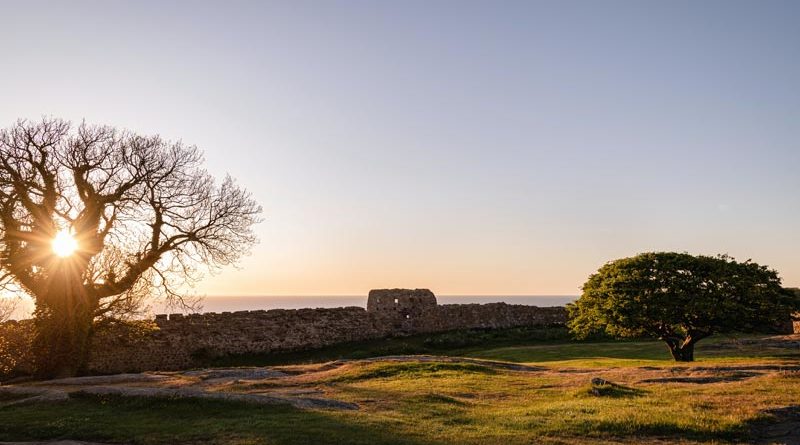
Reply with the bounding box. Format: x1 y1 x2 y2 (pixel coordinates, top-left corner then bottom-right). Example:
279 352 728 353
81 288 568 374
367 288 437 324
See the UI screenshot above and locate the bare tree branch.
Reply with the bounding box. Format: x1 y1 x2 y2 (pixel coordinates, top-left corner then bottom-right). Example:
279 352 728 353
0 117 262 323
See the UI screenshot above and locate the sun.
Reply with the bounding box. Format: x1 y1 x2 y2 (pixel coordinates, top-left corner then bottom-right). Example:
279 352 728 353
52 229 79 257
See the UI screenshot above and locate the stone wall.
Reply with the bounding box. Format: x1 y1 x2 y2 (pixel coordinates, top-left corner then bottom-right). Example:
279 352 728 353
367 288 437 316
87 289 567 374
0 319 34 376
1 289 568 376
88 307 396 374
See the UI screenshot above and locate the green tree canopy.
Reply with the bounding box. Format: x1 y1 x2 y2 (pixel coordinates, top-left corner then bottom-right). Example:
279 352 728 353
567 252 799 361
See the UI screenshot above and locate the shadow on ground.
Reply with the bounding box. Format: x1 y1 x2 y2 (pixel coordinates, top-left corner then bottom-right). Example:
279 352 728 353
0 394 445 445
748 405 800 445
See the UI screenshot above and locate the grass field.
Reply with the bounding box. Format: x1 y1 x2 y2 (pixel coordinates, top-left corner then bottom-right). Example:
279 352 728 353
1 332 798 445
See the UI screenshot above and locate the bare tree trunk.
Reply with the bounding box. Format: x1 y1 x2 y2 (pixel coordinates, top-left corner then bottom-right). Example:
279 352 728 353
663 335 697 362
32 265 95 379
668 342 695 361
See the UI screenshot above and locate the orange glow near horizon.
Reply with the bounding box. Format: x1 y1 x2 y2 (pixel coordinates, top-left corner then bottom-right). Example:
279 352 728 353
52 230 78 258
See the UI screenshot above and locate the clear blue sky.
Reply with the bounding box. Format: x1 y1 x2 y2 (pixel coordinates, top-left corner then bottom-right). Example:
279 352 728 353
1 0 798 295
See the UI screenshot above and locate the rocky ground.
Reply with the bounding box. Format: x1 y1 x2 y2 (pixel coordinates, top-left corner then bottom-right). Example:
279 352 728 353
0 355 546 412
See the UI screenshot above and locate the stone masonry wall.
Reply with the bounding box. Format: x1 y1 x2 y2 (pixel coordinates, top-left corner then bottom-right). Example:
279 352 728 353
1 289 568 376
88 307 397 374
86 290 567 374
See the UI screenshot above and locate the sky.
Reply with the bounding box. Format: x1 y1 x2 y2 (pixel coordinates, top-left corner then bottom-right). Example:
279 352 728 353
0 0 798 297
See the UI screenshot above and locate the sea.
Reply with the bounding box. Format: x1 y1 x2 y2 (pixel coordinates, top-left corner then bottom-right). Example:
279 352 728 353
5 295 577 320
157 295 577 314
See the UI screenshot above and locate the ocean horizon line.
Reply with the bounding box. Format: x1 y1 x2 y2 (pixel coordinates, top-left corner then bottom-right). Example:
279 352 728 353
162 294 579 315
198 294 578 298
5 295 579 321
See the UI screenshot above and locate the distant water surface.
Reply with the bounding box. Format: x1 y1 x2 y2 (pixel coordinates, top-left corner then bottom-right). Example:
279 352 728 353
156 295 577 314
6 295 577 319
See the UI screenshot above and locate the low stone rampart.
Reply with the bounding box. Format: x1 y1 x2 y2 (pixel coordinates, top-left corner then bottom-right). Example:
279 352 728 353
88 289 567 373
2 289 568 375
88 307 396 374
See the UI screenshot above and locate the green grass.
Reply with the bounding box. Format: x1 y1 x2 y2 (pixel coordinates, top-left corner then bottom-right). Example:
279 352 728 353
328 362 497 383
467 339 670 363
577 381 646 398
202 327 796 369
201 326 574 367
0 394 427 445
1 333 798 444
466 333 800 367
3 366 797 444
0 392 30 402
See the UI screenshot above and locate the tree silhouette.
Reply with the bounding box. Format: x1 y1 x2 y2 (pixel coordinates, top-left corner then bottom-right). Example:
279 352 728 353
0 298 14 323
0 118 261 377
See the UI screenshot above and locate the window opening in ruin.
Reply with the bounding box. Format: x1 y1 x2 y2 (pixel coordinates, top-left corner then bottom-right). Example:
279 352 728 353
405 314 411 319
394 298 398 304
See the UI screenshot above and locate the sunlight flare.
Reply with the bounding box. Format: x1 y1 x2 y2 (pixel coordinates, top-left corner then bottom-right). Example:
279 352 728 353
52 229 78 257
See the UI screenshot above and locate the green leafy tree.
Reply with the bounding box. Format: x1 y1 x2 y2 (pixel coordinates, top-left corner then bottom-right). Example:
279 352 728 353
567 252 799 361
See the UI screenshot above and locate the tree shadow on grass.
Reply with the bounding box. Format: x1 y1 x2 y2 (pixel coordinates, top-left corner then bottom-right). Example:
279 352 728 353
566 419 747 443
564 398 800 444
639 372 759 384
745 405 800 445
469 341 672 363
0 394 445 445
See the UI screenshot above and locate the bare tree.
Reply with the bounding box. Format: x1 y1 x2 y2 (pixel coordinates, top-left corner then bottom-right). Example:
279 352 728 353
0 298 15 323
0 118 262 377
